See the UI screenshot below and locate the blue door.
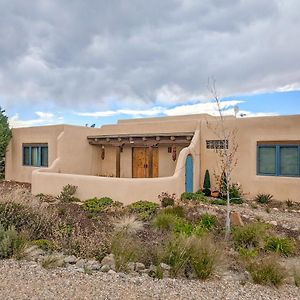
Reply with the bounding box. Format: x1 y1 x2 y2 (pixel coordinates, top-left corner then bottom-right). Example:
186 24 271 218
185 155 193 192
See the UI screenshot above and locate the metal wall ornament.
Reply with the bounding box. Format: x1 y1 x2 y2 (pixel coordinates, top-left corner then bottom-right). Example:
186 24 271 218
101 146 105 160
172 146 177 161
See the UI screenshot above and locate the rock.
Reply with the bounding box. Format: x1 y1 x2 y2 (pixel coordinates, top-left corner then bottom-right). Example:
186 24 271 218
101 254 115 268
76 259 87 268
127 262 135 272
22 245 45 261
163 271 170 278
149 264 156 272
100 264 110 272
272 208 279 211
107 269 116 275
269 221 277 226
135 262 145 271
64 255 78 264
230 212 244 226
139 269 150 274
86 260 101 271
160 263 171 271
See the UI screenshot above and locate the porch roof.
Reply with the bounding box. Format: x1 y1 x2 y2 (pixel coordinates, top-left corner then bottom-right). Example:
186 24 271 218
87 132 194 147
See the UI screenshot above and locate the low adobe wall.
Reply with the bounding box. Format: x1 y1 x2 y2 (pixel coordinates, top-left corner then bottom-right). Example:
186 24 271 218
32 129 201 204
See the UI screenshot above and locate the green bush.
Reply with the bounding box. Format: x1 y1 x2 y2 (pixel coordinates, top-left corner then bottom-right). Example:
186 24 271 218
181 191 205 202
255 193 273 204
58 184 79 202
153 213 183 232
199 213 217 230
265 236 295 256
158 192 176 208
232 222 269 249
211 199 226 205
246 257 286 287
203 170 211 197
163 206 185 218
0 225 26 259
238 247 257 260
174 222 194 236
128 201 159 220
82 197 113 213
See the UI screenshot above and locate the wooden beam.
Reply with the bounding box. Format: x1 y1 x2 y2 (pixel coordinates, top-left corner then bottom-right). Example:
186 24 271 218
116 146 121 178
147 146 153 178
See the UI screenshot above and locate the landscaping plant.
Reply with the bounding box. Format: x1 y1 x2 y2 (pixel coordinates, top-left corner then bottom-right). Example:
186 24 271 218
128 200 159 220
82 197 113 213
255 193 273 204
264 236 295 256
203 170 211 196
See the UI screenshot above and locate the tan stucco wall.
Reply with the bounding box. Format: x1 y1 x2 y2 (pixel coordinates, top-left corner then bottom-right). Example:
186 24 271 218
200 115 300 202
5 125 64 183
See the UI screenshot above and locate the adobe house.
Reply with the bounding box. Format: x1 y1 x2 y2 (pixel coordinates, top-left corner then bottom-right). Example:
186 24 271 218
5 114 300 204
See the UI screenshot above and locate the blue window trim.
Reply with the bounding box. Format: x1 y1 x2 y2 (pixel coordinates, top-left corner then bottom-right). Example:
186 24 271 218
257 144 300 177
22 144 48 167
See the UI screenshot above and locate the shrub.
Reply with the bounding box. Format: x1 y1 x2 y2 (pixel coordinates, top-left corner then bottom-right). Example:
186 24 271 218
181 191 205 202
114 216 144 235
111 231 140 272
189 236 220 280
163 206 185 218
41 254 65 269
228 184 243 204
203 170 211 196
246 257 286 287
82 197 113 213
232 222 269 249
128 201 159 220
265 236 295 256
174 222 194 236
58 185 79 202
211 199 226 205
0 202 57 240
0 225 26 259
199 213 217 230
153 213 183 232
255 193 273 204
238 247 257 260
162 235 220 279
158 192 176 207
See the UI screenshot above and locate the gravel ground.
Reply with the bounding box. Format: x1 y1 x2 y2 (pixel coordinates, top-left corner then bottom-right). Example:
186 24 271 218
0 260 299 300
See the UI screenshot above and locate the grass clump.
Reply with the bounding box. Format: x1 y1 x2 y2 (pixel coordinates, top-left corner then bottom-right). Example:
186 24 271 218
82 197 113 213
41 254 65 269
264 236 295 256
294 269 300 287
111 231 140 272
211 199 226 205
246 257 286 287
255 193 273 204
199 213 217 230
128 201 159 221
181 191 205 202
162 235 220 279
114 215 144 235
153 213 183 232
163 206 185 218
32 239 56 252
58 184 79 202
232 222 269 249
0 225 26 259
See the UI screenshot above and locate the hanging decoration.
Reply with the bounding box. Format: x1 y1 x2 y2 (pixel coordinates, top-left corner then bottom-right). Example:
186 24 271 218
101 146 105 160
172 146 177 161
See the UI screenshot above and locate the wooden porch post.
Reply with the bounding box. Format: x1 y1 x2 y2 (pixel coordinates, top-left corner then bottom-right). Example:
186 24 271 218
148 146 153 178
116 146 121 177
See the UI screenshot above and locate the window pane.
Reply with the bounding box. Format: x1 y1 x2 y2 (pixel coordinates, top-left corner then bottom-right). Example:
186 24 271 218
31 147 39 166
41 147 48 167
258 147 276 175
280 147 298 176
23 147 30 165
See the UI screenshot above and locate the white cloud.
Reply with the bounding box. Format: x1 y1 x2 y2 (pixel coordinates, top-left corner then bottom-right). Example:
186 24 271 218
9 111 63 128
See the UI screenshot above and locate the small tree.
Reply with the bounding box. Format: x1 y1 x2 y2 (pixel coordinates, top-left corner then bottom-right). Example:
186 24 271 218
203 170 211 196
0 108 12 178
207 80 238 240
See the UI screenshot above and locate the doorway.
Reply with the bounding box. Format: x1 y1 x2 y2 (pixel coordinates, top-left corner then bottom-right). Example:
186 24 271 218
185 154 193 192
132 147 158 178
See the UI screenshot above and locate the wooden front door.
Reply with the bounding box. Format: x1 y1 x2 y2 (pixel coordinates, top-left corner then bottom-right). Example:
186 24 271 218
132 147 158 178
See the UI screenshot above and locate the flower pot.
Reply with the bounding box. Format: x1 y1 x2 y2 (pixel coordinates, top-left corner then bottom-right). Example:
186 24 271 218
211 191 220 198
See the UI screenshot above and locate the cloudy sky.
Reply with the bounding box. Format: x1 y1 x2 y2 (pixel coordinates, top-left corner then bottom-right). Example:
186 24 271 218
0 0 300 127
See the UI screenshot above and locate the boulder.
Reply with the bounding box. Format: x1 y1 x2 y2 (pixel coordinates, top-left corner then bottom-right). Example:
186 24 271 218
135 262 146 271
127 262 135 272
86 260 101 271
101 264 110 272
230 212 244 226
101 254 115 268
64 255 78 264
160 263 171 271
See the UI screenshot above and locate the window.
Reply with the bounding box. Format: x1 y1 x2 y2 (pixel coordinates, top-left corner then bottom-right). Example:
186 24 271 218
23 144 48 167
257 144 300 177
206 140 228 150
